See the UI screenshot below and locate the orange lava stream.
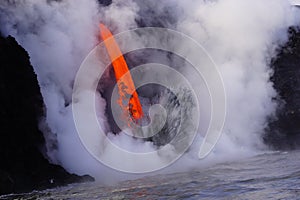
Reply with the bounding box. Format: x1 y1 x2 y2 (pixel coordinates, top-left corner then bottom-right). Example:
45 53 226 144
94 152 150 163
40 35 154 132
99 23 143 120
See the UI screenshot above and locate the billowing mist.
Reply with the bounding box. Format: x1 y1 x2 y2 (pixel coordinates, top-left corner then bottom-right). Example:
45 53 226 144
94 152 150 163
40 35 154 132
0 0 299 183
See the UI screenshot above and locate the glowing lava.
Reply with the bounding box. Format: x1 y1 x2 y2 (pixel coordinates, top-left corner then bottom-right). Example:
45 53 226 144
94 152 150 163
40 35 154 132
99 23 143 120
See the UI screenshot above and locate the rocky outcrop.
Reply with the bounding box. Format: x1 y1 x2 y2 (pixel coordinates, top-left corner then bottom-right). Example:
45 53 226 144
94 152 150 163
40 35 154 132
265 27 300 150
0 35 94 195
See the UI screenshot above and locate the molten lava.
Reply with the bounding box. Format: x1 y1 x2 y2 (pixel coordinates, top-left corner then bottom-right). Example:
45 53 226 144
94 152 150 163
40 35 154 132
99 23 143 120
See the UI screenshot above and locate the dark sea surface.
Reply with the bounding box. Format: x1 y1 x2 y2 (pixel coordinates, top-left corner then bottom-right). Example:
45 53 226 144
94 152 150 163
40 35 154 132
1 150 300 200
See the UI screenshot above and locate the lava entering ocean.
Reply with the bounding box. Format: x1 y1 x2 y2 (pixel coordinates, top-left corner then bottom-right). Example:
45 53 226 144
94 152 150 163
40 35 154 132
99 23 143 121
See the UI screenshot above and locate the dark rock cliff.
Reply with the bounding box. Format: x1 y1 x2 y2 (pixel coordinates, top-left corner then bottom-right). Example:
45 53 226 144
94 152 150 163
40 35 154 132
265 27 300 150
0 35 94 195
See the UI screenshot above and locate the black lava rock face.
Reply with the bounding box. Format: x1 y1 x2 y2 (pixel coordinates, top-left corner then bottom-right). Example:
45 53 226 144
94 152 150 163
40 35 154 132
0 35 94 195
265 27 300 150
98 0 112 6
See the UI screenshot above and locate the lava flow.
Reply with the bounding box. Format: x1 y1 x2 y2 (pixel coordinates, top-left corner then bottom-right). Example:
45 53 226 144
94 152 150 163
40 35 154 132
99 23 143 120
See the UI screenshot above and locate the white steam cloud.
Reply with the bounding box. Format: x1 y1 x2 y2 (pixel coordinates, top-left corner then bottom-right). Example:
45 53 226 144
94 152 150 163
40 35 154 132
0 0 299 182
176 0 299 152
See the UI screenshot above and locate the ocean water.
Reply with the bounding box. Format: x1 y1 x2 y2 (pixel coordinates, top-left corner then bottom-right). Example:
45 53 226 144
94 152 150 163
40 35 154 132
1 150 300 200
